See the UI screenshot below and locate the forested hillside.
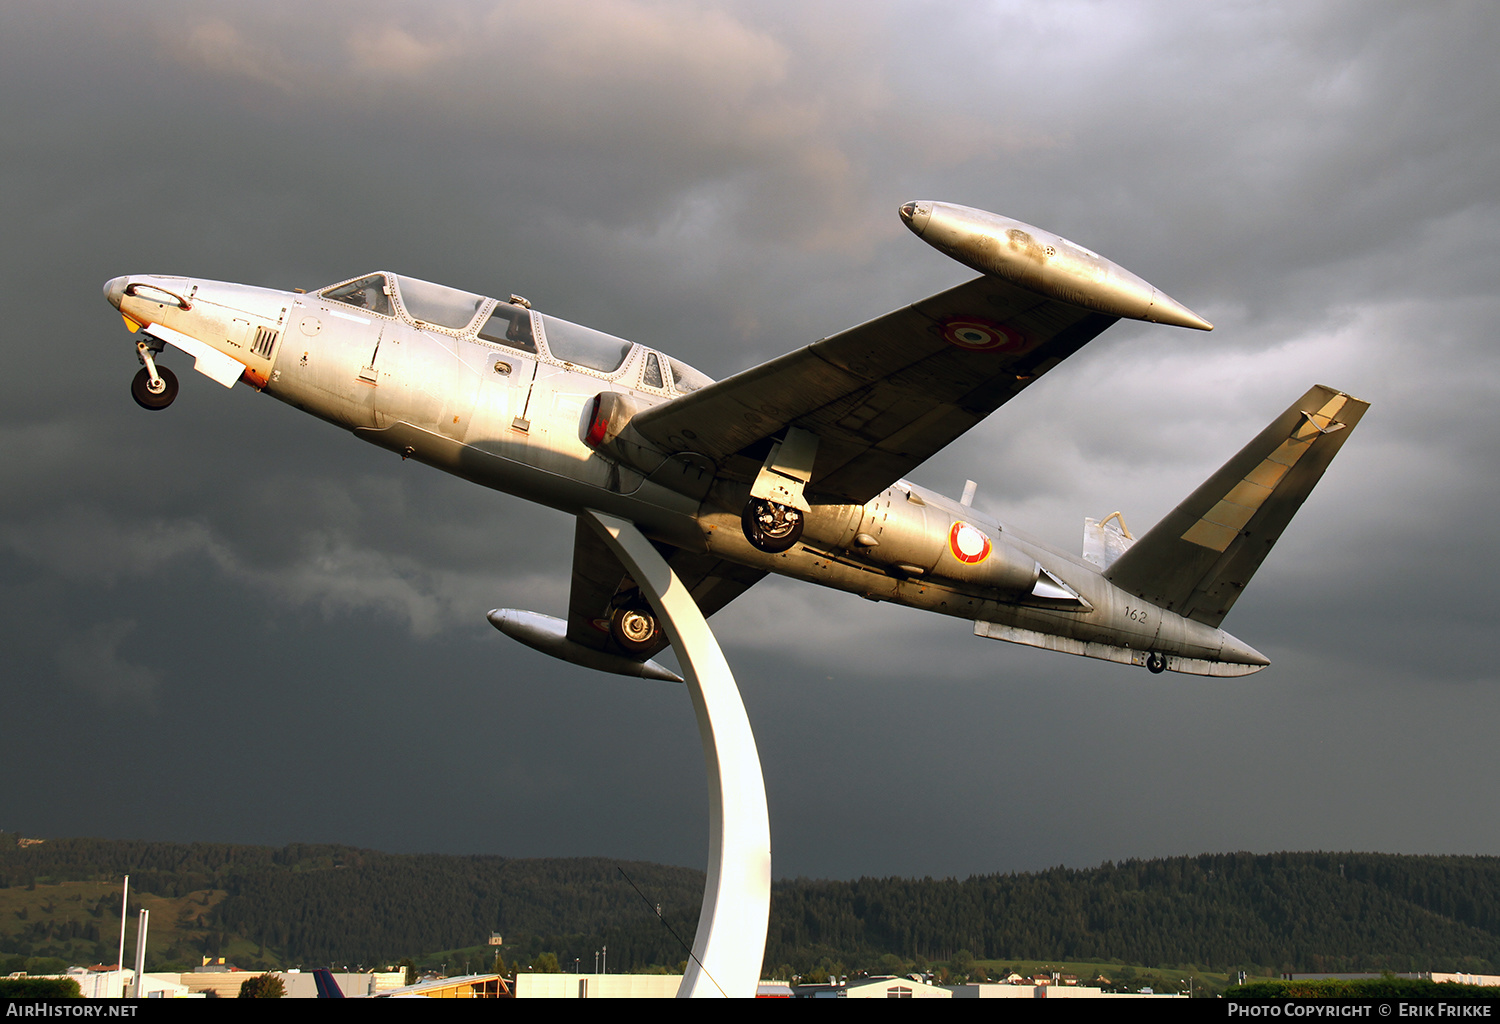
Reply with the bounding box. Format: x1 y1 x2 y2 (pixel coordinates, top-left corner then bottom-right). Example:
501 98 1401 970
769 853 1500 975
0 835 701 971
2 834 1497 977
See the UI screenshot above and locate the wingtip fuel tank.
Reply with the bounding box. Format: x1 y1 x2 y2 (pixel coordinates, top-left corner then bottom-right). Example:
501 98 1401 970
487 608 684 683
900 201 1213 331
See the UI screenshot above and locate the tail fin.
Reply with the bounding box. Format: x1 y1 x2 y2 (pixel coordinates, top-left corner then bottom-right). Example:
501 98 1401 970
1105 385 1368 627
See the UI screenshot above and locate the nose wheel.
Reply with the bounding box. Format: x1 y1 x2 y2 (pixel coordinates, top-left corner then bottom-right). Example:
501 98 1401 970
131 365 179 410
131 339 177 410
610 603 661 654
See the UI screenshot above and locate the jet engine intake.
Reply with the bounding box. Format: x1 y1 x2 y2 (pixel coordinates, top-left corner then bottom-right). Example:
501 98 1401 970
583 391 638 450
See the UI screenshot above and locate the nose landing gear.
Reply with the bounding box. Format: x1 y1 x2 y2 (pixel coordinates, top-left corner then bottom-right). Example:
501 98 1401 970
131 340 177 410
131 366 178 410
1146 651 1167 674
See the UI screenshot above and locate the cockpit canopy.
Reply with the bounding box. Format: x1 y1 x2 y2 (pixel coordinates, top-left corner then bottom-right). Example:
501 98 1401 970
320 273 483 330
320 274 393 317
318 272 713 392
394 275 487 330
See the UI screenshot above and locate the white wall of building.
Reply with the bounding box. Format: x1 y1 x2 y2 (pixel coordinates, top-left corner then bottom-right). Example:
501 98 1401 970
516 973 683 998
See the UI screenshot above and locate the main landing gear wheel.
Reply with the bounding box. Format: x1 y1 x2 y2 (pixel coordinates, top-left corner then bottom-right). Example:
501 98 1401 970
741 498 804 553
131 366 178 411
1146 651 1167 674
610 604 660 655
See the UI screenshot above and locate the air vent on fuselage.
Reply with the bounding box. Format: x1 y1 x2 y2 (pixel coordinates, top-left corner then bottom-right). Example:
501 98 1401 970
252 326 279 358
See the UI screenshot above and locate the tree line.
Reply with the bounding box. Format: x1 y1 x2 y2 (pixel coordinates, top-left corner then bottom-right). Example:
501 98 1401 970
2 834 1497 976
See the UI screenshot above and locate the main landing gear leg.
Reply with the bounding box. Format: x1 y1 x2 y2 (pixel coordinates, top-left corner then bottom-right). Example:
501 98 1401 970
740 497 804 553
584 510 770 998
609 602 660 654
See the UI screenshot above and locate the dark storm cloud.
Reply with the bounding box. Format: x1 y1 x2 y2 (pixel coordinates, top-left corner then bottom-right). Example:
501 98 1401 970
1 0 1497 879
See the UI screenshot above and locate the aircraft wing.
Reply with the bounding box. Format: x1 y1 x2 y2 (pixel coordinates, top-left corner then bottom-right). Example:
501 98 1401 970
628 276 1118 505
565 516 766 661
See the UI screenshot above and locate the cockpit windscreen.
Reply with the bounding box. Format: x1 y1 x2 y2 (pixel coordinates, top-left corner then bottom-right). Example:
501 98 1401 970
393 275 487 330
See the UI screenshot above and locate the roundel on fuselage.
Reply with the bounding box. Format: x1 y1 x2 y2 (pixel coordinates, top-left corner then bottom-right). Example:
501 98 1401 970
949 521 991 564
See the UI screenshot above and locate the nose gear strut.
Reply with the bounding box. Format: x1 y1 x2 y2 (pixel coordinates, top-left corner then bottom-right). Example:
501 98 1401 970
131 339 178 410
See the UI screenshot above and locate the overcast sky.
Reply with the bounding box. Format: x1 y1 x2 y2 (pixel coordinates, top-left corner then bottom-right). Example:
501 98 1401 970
2 0 1498 882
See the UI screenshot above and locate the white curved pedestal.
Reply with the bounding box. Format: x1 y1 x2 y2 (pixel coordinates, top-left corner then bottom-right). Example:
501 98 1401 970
585 511 771 998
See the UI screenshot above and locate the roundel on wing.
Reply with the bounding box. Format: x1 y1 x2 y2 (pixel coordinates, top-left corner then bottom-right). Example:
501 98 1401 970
949 521 992 564
940 317 1025 353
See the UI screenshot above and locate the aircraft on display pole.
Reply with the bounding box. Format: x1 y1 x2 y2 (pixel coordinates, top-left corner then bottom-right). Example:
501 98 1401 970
104 201 1366 682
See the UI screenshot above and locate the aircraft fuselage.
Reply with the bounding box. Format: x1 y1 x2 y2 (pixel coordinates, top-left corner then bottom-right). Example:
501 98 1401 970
105 269 1269 677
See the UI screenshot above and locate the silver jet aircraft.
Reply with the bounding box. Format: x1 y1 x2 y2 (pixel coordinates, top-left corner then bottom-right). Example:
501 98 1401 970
103 201 1366 681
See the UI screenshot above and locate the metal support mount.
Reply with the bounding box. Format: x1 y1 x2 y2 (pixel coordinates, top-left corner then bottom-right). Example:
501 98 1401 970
584 510 771 998
749 426 818 513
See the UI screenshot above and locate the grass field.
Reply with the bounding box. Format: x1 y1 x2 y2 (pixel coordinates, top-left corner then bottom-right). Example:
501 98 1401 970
0 880 240 969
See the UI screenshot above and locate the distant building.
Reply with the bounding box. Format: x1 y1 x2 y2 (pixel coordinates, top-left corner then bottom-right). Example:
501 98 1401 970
952 982 1180 999
276 971 405 998
62 968 191 999
378 973 511 998
514 974 676 998
171 969 404 999
845 976 952 999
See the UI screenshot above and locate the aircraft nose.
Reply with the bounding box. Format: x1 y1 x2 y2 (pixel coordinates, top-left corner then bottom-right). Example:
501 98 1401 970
898 200 931 236
103 276 127 310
